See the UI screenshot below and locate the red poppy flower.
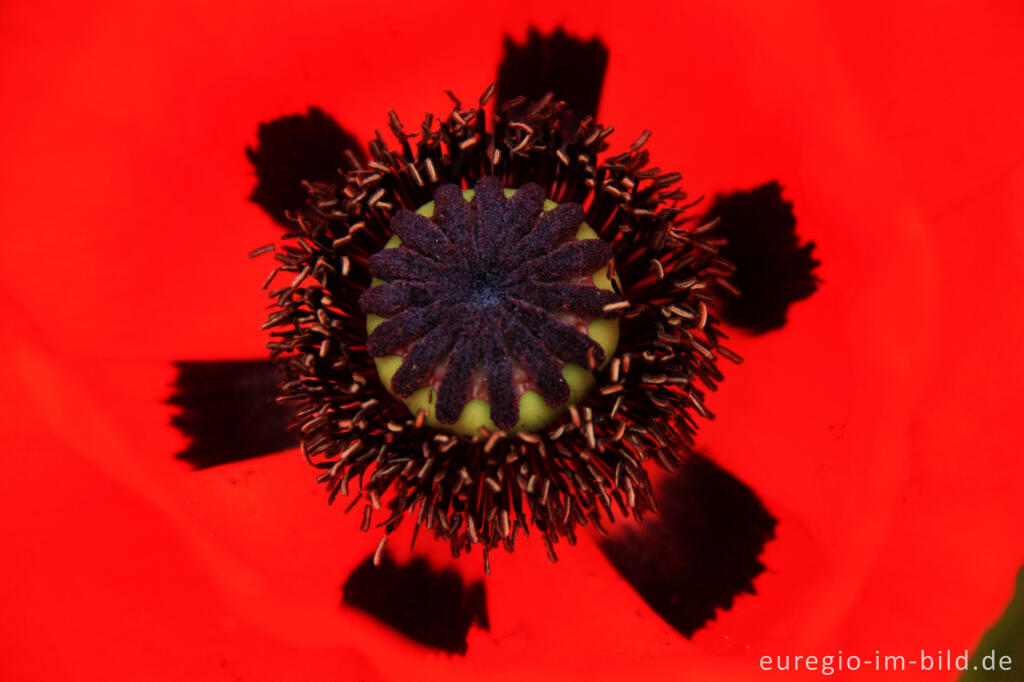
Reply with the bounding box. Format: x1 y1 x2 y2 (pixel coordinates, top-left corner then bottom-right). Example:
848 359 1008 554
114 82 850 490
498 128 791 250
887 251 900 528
2 1 1023 681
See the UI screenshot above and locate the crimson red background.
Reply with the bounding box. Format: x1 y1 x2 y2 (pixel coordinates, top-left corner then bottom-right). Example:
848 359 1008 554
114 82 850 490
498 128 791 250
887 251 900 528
2 0 1023 679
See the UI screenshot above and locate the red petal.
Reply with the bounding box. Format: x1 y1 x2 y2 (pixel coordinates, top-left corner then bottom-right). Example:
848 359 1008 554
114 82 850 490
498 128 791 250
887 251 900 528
2 1 1023 679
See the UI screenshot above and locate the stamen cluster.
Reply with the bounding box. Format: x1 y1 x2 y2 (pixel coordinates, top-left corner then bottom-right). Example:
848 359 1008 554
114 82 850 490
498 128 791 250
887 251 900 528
260 87 740 570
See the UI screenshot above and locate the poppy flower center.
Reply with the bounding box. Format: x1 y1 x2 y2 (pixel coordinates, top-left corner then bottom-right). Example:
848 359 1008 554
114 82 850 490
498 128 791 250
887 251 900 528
359 175 626 436
467 268 506 304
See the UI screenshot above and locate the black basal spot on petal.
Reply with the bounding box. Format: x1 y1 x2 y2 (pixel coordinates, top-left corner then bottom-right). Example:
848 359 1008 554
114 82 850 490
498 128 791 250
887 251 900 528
246 108 366 227
598 453 777 638
342 551 489 655
703 181 821 333
497 26 608 119
168 360 294 469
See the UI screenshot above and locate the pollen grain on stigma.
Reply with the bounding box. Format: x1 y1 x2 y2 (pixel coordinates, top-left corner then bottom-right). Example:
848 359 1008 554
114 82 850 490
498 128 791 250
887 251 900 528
359 176 624 436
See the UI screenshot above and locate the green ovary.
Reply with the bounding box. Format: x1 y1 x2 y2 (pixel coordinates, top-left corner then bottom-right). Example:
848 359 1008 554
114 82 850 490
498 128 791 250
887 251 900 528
367 187 621 436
